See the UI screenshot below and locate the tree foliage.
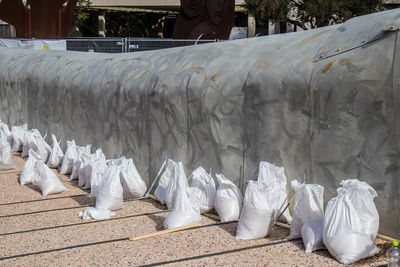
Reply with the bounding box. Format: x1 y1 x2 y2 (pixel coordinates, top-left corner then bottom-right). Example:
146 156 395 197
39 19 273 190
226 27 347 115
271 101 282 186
75 0 92 21
68 0 93 37
245 0 384 30
105 11 168 38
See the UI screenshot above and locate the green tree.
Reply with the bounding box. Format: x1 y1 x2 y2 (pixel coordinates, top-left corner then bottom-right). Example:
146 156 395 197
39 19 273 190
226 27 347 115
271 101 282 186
105 11 167 38
245 0 384 30
68 0 94 37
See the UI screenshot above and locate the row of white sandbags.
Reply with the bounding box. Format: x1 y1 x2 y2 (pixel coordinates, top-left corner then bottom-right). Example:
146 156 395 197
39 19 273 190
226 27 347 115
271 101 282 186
153 157 379 265
286 178 379 264
152 160 292 231
52 140 147 219
0 120 69 196
2 120 148 220
0 121 22 170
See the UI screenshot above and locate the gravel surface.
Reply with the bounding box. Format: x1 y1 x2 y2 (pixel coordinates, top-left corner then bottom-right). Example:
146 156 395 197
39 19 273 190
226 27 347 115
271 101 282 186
0 154 391 266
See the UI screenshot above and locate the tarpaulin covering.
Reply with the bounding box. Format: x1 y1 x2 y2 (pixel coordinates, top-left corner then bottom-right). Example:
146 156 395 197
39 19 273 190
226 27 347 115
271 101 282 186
0 9 399 237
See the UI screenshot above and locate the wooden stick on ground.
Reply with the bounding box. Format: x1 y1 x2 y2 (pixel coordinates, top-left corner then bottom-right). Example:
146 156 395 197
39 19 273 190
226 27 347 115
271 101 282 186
129 222 202 242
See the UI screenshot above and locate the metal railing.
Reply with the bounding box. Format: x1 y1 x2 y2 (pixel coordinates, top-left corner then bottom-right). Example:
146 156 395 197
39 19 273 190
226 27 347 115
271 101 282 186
66 37 218 53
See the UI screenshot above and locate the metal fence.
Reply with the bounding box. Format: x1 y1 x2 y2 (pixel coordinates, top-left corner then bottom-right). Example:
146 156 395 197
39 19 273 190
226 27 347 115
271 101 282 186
66 37 218 53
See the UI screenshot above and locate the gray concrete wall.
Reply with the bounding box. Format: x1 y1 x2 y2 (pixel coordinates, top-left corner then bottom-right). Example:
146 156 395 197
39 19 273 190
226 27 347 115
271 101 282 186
0 9 399 238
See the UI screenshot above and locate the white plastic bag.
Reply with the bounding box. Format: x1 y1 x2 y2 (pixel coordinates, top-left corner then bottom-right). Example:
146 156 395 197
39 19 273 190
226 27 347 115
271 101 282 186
11 123 28 152
165 162 189 210
257 161 292 223
35 160 68 196
214 174 243 222
190 167 216 214
236 181 280 240
154 159 177 205
28 131 51 162
164 174 201 229
0 137 15 170
21 129 40 157
90 158 107 199
20 149 41 185
287 180 325 252
322 180 379 264
78 207 115 220
119 158 147 199
82 149 106 190
71 144 91 183
47 134 64 168
340 179 379 241
95 165 123 211
0 121 13 146
59 140 77 175
301 220 324 253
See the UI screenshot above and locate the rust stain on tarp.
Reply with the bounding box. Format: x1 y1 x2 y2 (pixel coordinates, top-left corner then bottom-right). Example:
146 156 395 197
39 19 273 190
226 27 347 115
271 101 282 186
298 30 329 47
340 58 354 69
140 70 149 78
256 61 270 69
322 60 336 73
296 56 313 69
177 66 204 75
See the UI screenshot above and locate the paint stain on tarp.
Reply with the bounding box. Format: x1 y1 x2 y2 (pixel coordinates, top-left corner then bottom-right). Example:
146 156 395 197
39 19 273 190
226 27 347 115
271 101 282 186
322 60 336 73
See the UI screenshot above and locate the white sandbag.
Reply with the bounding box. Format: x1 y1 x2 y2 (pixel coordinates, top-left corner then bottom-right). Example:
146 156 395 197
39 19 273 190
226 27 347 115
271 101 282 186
190 167 216 214
59 140 77 174
322 184 379 264
339 179 379 241
71 144 91 183
29 131 51 162
119 158 147 199
164 176 201 229
165 162 189 210
90 158 107 198
71 158 82 181
106 156 126 168
0 121 13 146
11 123 28 152
214 174 243 222
257 161 292 223
95 165 123 211
78 153 90 187
236 181 280 240
21 129 40 157
287 180 324 250
78 207 115 220
35 160 68 196
301 220 324 253
154 159 177 205
82 149 106 190
47 134 64 168
20 149 41 185
0 137 15 170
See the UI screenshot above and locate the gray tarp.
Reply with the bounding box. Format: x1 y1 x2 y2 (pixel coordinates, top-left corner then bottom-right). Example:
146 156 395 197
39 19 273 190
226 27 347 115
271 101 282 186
0 9 399 238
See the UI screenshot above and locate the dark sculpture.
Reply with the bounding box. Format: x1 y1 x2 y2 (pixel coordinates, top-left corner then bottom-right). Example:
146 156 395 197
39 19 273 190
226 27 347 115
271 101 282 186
0 0 77 38
173 0 235 40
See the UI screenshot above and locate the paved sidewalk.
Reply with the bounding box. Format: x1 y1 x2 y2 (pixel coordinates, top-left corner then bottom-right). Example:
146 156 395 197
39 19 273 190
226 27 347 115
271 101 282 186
0 154 390 266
